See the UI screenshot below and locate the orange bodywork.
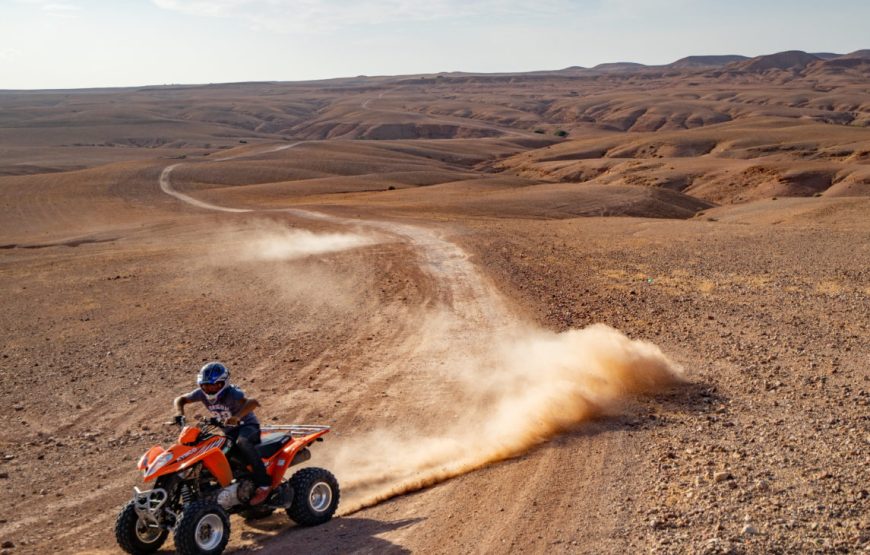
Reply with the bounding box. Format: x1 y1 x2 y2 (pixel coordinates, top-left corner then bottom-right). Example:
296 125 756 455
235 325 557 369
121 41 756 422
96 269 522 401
142 434 232 486
261 429 330 489
137 445 166 471
138 426 329 489
178 425 201 445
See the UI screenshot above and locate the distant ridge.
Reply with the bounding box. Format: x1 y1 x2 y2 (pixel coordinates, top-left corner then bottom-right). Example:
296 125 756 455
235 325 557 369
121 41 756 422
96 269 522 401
668 55 749 68
841 49 870 59
808 49 870 73
811 52 843 60
729 50 822 71
592 62 647 72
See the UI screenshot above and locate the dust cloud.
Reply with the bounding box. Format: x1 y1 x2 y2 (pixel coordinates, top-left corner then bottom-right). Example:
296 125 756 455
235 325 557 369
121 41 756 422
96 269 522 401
202 220 384 319
208 216 683 515
330 322 684 514
233 226 381 262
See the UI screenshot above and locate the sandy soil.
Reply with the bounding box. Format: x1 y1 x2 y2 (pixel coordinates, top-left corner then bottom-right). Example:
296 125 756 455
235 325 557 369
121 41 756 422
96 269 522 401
0 53 868 554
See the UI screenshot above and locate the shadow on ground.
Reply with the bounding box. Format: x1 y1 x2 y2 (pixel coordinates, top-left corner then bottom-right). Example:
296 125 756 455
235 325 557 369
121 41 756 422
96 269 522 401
231 516 423 554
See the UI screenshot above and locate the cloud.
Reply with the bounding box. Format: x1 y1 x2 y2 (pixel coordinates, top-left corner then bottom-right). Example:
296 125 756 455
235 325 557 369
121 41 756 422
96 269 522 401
14 0 81 17
151 0 579 33
0 49 23 62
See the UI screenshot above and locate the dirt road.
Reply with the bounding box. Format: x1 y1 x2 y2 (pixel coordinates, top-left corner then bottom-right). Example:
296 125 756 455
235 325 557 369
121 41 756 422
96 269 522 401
158 144 683 524
1 63 868 553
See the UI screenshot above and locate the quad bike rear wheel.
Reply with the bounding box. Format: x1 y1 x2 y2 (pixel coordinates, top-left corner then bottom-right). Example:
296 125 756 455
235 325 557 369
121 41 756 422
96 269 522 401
114 500 168 554
286 467 340 526
173 500 230 555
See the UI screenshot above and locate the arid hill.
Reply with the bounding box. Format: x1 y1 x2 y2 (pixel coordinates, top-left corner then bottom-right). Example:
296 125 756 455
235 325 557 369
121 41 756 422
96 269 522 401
0 49 868 554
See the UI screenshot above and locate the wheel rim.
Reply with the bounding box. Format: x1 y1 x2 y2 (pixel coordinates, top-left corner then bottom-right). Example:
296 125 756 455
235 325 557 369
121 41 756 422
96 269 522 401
309 482 333 513
135 518 163 544
194 513 224 551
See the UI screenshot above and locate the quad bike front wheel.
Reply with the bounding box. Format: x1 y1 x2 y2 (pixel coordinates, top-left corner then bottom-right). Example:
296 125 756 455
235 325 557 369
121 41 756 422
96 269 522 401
286 467 340 526
173 500 231 555
114 500 169 554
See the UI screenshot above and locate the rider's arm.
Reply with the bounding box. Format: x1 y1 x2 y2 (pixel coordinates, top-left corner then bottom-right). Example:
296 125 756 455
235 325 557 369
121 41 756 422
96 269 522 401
226 397 260 425
174 395 191 416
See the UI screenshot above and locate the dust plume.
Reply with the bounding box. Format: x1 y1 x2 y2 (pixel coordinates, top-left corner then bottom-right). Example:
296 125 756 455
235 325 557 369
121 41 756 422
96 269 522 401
231 225 381 262
219 216 690 514
200 220 384 319
331 322 683 514
202 213 684 516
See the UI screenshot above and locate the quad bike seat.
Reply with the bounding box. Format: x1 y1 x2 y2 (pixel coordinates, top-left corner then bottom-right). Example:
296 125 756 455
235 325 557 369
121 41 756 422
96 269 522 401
255 433 291 459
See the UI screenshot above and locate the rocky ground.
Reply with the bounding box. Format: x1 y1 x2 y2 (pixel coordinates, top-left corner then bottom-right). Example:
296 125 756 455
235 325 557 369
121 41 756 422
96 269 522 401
461 207 869 554
1 181 868 555
1 60 868 554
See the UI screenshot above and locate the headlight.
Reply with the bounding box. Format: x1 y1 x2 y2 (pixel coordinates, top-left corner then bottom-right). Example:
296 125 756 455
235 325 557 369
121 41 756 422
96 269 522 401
143 452 174 478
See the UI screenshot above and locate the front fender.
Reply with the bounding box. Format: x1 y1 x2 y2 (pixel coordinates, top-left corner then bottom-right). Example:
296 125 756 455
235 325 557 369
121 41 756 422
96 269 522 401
200 450 233 487
138 446 166 471
143 436 228 483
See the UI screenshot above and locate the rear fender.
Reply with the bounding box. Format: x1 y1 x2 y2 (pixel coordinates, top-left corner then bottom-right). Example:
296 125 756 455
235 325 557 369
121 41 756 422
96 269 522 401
267 430 330 488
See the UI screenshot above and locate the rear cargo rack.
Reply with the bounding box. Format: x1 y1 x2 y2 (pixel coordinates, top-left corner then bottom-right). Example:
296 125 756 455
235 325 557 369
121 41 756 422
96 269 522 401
260 425 331 436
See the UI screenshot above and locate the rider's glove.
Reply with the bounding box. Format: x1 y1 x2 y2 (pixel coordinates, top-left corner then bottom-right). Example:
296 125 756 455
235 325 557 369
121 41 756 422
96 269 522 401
174 415 186 427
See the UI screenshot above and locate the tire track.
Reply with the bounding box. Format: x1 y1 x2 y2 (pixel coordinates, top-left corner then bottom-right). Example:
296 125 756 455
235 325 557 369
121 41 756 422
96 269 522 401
157 143 683 523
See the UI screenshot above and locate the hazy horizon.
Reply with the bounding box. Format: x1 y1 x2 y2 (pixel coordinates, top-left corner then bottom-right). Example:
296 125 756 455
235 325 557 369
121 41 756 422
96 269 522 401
2 0 869 90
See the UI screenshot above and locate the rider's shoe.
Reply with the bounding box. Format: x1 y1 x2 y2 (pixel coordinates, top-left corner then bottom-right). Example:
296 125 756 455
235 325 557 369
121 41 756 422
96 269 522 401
250 486 271 506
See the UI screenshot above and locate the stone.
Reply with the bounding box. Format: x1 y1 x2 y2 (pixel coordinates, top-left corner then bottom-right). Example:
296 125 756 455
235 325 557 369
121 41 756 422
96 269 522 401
741 524 758 536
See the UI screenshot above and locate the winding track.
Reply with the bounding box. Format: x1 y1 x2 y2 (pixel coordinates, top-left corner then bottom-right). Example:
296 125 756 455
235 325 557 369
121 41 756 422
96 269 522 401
158 143 519 506
157 145 681 554
159 144 511 323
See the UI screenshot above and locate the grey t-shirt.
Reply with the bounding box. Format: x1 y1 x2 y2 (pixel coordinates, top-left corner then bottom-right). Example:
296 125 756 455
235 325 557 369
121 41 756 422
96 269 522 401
185 385 259 426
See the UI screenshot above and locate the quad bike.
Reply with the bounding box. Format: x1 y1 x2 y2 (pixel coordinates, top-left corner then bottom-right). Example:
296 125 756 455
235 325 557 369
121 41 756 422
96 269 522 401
115 417 340 555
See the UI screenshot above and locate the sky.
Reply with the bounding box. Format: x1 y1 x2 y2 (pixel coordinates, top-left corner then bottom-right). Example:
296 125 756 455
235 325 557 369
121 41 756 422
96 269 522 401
1 0 869 89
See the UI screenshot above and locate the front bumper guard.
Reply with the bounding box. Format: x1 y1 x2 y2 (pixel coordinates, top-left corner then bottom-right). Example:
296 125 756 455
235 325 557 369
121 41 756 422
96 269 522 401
132 487 169 526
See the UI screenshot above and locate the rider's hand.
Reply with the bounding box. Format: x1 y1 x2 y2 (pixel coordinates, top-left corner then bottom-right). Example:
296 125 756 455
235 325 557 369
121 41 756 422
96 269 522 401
225 416 240 426
173 415 186 427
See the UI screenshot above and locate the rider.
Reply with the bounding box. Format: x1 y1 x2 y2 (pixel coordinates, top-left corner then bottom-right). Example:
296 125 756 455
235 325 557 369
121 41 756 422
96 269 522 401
173 362 272 505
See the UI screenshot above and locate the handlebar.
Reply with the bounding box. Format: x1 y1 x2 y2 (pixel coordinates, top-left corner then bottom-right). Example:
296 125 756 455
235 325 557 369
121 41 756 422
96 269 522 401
168 416 233 430
205 417 225 428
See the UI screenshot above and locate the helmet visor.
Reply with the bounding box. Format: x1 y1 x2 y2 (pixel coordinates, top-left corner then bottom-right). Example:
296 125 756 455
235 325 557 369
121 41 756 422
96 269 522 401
200 381 225 395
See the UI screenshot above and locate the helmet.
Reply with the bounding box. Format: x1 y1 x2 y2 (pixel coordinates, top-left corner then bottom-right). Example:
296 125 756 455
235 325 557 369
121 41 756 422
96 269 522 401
197 362 229 401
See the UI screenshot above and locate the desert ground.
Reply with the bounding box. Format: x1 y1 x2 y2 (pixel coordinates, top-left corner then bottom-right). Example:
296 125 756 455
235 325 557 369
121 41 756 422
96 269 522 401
0 50 868 554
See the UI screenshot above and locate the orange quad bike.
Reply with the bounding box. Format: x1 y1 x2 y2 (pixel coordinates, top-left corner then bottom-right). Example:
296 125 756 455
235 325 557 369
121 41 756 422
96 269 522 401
115 417 339 555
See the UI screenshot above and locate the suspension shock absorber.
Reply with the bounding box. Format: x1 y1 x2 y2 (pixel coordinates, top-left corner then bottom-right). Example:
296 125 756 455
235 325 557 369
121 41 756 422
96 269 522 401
180 483 194 506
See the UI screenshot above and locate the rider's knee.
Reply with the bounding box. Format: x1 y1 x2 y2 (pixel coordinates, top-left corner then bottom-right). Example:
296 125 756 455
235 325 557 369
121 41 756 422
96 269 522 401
236 436 254 450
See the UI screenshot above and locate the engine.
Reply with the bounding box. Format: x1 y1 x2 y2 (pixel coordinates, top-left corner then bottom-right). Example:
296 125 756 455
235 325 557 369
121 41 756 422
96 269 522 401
216 479 255 509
